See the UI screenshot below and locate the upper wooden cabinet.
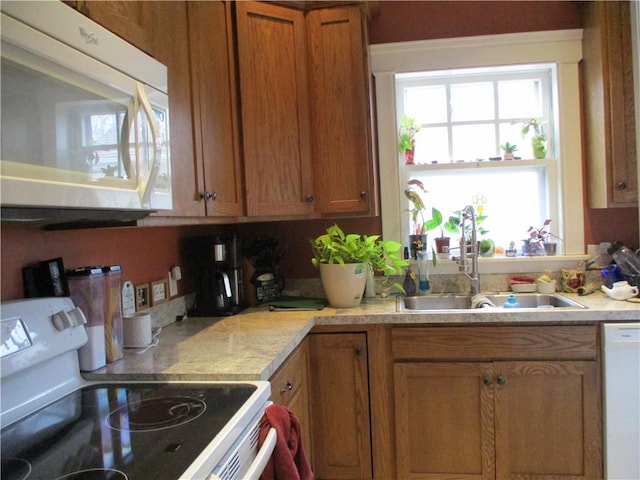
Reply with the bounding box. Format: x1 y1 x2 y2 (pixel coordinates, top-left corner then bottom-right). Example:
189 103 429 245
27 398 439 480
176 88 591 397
581 0 638 208
235 1 315 217
186 1 244 217
235 1 376 218
307 6 376 216
73 1 155 55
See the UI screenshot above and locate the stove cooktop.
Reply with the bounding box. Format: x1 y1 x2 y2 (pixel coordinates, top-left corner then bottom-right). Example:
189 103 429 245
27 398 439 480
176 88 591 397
1 382 257 480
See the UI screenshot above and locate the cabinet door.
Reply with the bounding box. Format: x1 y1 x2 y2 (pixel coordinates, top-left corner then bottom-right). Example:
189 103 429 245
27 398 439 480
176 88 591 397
236 2 315 217
149 2 200 218
76 1 155 55
394 362 496 480
269 340 312 464
307 6 376 216
581 0 637 207
494 361 602 480
309 333 372 479
187 1 244 217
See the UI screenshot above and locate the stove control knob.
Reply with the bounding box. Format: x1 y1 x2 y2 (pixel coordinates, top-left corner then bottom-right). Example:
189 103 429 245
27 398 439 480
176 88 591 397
69 307 87 327
52 308 86 331
52 310 74 331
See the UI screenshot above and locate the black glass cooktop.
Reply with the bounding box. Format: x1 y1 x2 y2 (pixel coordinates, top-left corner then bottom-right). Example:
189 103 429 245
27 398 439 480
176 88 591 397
1 383 256 480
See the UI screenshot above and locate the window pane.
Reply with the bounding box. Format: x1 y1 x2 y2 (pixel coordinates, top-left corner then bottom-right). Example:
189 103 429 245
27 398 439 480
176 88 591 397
411 166 546 250
404 85 448 124
451 82 494 121
414 126 448 164
498 79 542 119
452 124 495 161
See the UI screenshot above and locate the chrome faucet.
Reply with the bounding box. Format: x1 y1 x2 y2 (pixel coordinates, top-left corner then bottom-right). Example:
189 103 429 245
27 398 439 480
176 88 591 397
457 205 480 295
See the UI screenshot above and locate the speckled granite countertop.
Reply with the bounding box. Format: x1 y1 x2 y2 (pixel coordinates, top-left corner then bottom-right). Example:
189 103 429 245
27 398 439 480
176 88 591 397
83 292 639 383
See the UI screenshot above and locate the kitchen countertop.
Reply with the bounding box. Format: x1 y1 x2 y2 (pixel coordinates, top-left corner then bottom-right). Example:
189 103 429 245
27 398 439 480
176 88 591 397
83 292 639 383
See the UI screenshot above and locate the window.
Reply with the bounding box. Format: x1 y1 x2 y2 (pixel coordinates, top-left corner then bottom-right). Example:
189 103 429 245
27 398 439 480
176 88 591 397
371 29 586 269
396 65 556 250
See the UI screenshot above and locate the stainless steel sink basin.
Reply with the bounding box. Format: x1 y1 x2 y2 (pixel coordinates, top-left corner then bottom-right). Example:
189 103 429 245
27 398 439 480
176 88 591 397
397 293 587 312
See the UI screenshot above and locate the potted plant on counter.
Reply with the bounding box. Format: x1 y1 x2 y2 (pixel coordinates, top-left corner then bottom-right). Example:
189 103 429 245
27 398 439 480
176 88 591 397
311 224 407 307
404 179 442 261
525 219 561 256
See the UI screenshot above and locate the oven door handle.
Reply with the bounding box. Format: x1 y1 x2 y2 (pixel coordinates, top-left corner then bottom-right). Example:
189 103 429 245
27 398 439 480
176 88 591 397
243 427 277 480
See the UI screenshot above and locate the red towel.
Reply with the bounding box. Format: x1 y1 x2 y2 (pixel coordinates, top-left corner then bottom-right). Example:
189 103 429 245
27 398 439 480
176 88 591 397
258 404 313 480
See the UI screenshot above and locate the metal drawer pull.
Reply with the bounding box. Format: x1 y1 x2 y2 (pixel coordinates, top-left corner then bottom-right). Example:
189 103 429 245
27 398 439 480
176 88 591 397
483 377 493 386
497 375 506 385
280 381 293 394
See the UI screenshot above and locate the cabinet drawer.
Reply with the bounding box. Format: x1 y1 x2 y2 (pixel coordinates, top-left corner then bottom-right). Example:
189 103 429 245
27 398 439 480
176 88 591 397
270 341 308 406
392 326 598 361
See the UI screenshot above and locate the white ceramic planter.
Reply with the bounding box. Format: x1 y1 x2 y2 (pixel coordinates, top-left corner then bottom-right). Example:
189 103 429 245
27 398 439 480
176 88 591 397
319 263 367 308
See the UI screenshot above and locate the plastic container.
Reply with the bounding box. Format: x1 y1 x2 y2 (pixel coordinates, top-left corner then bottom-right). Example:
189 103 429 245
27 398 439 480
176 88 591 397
67 267 106 371
417 251 430 294
102 265 124 363
502 294 521 308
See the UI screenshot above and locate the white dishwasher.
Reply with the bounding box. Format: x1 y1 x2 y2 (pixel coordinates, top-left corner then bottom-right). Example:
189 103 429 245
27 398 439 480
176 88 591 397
602 322 640 479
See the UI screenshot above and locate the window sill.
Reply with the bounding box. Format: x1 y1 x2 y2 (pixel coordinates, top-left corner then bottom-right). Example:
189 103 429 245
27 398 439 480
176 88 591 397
422 254 590 275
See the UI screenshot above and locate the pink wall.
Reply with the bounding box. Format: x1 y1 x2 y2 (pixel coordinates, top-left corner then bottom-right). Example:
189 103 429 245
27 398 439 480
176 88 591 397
1 1 637 302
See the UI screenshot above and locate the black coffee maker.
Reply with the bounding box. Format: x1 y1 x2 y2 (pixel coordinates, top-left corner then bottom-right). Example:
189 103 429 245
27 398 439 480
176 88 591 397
186 235 245 316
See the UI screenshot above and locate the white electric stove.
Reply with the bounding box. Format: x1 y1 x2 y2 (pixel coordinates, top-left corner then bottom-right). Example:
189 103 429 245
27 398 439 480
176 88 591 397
0 297 275 480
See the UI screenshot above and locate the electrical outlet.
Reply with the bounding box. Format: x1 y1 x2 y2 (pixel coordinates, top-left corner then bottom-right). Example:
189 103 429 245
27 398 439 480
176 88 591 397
168 270 178 297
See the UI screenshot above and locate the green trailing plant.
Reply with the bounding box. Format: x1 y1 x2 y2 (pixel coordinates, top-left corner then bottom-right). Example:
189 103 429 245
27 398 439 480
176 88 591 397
397 115 421 153
310 224 408 276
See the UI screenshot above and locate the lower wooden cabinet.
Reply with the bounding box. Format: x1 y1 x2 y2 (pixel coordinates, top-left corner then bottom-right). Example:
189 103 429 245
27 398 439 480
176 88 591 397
269 339 312 464
308 332 372 480
392 326 602 480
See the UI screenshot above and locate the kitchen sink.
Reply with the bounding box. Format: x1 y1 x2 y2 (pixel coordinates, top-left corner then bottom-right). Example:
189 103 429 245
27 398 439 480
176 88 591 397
397 293 587 312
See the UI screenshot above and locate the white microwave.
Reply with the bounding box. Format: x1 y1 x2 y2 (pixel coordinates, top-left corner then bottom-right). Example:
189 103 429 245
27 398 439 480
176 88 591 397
0 1 171 225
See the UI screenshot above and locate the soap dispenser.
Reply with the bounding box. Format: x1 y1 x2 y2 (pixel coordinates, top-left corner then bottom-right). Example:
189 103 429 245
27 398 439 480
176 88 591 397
503 294 521 308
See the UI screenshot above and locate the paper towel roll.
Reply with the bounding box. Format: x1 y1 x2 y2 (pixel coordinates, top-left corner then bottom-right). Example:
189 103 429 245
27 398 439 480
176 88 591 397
123 312 152 347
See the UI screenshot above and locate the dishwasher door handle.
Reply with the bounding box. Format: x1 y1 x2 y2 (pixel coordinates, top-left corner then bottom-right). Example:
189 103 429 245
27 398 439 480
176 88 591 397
244 427 277 480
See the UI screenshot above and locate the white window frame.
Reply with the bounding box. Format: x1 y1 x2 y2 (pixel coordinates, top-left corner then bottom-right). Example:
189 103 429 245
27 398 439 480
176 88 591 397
371 30 587 273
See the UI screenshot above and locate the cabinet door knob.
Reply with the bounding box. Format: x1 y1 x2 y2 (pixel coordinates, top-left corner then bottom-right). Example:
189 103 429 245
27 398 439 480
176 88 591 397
616 182 628 191
200 191 217 201
355 347 364 357
359 191 368 199
306 194 314 203
497 375 506 386
280 381 293 394
483 377 493 387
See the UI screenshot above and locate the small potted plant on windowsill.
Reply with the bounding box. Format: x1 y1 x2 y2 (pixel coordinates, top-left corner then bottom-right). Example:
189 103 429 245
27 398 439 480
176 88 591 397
500 142 518 161
398 115 421 165
521 118 547 159
310 224 407 307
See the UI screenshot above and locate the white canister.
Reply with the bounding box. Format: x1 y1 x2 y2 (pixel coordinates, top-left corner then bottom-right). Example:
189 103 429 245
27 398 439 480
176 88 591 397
123 312 152 347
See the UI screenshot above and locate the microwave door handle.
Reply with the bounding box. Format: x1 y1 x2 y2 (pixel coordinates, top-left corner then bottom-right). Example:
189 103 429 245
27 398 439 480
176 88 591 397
136 83 160 207
119 106 133 179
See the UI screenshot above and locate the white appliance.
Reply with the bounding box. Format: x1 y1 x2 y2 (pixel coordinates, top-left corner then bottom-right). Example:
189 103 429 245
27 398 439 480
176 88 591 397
602 322 640 479
1 1 172 225
0 298 276 480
